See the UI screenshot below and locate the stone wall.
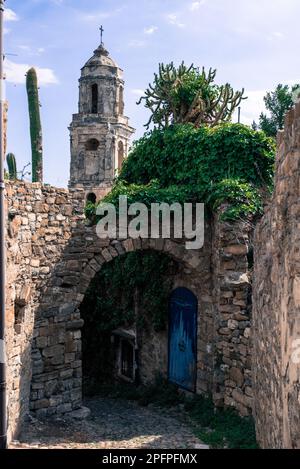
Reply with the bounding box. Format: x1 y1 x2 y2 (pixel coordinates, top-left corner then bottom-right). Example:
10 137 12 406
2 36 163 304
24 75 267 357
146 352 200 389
5 181 85 442
253 103 300 448
4 180 254 442
211 215 253 416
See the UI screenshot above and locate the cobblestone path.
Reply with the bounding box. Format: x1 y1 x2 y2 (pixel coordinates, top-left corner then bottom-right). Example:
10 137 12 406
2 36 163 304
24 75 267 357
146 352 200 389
10 397 204 449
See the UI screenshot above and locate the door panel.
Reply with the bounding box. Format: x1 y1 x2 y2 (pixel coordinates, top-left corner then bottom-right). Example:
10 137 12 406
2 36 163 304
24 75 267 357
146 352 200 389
168 287 197 392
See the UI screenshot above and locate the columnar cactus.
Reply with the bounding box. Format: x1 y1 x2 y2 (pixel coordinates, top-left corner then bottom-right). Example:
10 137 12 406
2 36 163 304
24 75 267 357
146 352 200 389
6 153 17 180
26 67 43 183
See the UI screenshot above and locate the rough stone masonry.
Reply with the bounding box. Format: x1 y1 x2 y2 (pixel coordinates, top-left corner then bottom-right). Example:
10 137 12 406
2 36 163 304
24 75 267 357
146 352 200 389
253 103 300 449
4 180 253 443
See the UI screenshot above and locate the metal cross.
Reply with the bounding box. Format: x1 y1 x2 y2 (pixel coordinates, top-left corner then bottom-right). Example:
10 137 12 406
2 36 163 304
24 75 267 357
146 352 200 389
100 25 104 45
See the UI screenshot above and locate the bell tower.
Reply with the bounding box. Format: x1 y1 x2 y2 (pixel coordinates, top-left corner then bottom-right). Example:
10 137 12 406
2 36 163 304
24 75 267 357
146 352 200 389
69 30 135 199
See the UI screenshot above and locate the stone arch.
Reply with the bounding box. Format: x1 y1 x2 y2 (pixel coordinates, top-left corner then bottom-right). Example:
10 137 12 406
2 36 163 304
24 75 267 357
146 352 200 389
49 232 206 320
85 138 99 151
30 222 212 419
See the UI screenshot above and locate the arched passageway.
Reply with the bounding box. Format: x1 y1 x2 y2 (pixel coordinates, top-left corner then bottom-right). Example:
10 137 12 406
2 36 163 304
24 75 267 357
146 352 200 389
80 250 181 394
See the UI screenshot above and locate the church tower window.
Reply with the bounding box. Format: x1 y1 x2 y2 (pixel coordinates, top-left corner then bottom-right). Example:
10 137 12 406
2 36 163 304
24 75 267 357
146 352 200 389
85 138 100 151
91 84 98 114
86 192 97 204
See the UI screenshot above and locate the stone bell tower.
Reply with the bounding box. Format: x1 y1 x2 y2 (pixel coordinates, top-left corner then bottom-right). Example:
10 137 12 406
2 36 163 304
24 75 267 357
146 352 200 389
69 30 135 199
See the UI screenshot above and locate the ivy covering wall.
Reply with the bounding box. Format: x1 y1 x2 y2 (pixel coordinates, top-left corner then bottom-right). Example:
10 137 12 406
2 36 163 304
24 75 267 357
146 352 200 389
86 123 275 221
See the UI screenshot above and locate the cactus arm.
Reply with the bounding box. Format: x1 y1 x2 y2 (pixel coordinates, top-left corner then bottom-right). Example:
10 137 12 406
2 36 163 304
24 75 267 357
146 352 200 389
6 153 17 180
26 68 43 183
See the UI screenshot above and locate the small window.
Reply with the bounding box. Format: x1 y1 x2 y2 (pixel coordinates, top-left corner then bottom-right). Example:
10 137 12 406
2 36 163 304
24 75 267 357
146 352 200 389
86 192 96 204
14 301 25 334
91 84 98 114
85 139 100 151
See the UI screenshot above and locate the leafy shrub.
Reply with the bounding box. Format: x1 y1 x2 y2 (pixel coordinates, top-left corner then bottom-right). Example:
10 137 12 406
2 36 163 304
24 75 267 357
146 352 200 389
120 124 274 190
86 123 275 221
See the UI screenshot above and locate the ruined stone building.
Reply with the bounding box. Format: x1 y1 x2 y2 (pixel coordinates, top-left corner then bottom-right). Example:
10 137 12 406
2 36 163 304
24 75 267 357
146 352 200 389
69 40 134 200
4 39 300 449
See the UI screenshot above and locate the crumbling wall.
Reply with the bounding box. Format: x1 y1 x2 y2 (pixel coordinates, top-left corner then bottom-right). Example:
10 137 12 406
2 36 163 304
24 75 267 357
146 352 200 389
211 216 253 416
5 181 84 442
253 103 300 448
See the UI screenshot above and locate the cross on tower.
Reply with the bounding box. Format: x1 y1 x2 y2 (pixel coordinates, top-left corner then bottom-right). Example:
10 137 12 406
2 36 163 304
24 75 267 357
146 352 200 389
100 25 104 45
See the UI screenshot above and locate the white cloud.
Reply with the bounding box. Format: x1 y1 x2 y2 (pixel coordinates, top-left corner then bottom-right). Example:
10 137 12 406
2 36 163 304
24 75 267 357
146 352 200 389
267 31 285 41
131 89 144 97
18 45 31 52
144 26 158 35
4 59 58 86
167 14 185 28
233 90 266 125
128 40 146 48
17 45 46 56
4 8 19 22
80 7 124 22
81 12 111 22
189 1 206 11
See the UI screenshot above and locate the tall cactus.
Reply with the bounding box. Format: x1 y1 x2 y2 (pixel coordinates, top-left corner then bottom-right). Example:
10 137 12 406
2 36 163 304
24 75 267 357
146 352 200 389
26 67 43 183
6 153 17 180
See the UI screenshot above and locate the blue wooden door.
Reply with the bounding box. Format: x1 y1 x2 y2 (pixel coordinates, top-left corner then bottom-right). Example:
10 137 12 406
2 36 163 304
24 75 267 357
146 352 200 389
168 287 197 392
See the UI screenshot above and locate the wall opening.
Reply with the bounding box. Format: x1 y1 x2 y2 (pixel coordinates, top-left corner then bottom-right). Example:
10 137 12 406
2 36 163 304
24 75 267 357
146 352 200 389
91 84 98 114
118 141 125 170
80 250 178 395
86 192 96 204
85 138 100 151
14 301 26 335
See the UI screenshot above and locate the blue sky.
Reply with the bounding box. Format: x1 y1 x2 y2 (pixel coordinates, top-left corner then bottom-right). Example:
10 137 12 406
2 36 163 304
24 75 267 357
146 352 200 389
4 0 300 187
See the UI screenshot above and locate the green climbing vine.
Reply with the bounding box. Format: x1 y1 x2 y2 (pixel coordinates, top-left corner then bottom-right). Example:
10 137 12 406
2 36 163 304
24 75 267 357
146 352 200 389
86 123 275 222
81 251 175 386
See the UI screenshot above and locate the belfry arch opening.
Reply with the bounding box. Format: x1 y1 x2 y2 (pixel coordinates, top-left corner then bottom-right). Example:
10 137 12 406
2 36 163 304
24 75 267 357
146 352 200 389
91 84 98 114
86 192 96 204
85 138 100 151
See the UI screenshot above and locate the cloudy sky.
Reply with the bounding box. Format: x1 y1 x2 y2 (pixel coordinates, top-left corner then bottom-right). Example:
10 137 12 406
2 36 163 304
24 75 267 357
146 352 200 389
4 0 300 187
